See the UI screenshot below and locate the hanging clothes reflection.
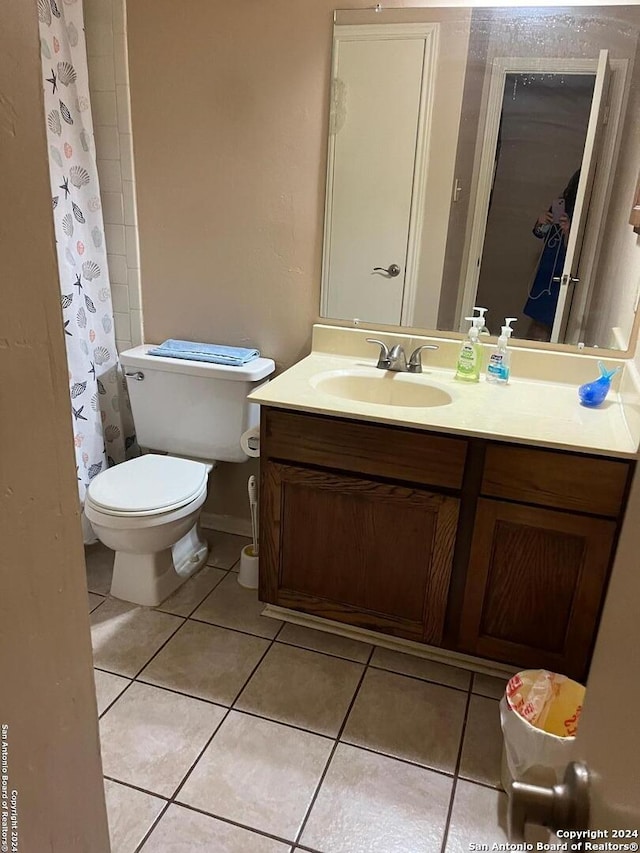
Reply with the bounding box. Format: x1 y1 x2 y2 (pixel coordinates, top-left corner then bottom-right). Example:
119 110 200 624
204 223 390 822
523 169 581 341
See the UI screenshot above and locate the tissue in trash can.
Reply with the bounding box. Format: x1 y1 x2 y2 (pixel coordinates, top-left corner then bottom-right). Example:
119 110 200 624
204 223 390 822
506 669 584 736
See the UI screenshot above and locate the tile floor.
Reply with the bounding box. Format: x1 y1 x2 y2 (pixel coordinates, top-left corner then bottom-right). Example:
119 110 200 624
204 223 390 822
86 530 515 853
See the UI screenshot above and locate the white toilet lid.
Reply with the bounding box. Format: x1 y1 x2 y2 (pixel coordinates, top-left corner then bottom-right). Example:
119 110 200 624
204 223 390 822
86 455 209 514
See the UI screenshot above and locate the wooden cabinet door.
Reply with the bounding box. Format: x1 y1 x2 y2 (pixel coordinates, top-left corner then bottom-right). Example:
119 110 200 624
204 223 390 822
458 499 616 680
260 461 459 644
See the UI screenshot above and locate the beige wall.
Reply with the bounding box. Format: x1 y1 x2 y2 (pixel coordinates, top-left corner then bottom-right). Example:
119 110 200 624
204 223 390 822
0 2 109 849
129 0 325 371
127 0 435 520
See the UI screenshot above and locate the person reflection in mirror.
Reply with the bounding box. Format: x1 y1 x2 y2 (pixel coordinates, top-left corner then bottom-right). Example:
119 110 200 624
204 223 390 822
523 169 580 341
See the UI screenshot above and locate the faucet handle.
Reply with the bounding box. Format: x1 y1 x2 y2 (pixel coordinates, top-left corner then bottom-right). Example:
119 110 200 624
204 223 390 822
366 338 391 368
408 344 438 373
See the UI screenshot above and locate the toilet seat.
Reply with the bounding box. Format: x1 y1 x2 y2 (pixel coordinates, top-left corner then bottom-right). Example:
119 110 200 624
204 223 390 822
85 480 208 531
86 454 210 517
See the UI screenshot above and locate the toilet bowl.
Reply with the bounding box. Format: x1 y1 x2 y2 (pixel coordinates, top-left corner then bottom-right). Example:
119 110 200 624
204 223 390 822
85 454 213 606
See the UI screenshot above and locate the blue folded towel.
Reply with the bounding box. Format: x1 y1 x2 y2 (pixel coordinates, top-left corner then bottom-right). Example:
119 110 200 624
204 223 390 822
147 339 260 366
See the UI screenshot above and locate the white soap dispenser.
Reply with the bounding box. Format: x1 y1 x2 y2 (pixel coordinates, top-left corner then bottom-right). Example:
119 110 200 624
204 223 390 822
487 317 517 384
474 306 490 336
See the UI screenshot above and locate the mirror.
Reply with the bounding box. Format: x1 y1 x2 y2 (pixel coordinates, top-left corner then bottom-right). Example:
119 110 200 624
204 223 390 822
320 6 640 351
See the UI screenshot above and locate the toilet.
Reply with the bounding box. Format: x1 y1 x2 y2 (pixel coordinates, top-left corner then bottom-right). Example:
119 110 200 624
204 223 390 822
85 345 274 606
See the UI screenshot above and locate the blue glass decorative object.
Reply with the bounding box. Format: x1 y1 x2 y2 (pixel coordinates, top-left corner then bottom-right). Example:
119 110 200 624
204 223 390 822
578 361 620 408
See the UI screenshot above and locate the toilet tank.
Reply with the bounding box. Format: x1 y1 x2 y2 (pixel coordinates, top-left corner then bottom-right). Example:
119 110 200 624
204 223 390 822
119 346 275 463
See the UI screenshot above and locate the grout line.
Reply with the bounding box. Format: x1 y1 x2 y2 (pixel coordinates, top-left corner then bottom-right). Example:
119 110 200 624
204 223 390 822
153 567 230 620
88 597 108 614
188 613 283 643
336 738 457 781
227 707 335 742
104 775 172 853
132 678 231 711
168 620 286 804
133 623 293 849
456 774 505 793
103 775 170 802
94 664 132 677
162 801 297 848
439 686 473 853
131 617 188 681
164 707 231 809
97 677 135 719
273 637 373 666
292 644 375 848
133 801 171 853
366 663 472 694
205 561 238 572
229 620 287 707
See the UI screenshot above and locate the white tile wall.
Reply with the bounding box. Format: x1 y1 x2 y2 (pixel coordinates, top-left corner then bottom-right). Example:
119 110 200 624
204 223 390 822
85 0 143 352
101 191 124 225
92 91 117 125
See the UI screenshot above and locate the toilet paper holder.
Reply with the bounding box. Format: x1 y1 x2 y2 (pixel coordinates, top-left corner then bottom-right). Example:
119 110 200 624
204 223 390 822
240 427 261 458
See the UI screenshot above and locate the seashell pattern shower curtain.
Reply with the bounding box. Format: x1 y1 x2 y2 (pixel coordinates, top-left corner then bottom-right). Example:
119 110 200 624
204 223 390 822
38 0 135 513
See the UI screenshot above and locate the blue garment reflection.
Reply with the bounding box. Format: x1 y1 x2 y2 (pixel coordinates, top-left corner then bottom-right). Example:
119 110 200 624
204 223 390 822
523 169 580 331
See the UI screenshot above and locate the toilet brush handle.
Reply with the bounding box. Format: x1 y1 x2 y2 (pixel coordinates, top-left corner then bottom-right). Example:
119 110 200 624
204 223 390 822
248 476 259 554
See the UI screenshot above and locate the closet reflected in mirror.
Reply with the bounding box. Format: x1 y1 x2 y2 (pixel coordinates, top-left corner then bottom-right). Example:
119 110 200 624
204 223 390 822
320 6 640 350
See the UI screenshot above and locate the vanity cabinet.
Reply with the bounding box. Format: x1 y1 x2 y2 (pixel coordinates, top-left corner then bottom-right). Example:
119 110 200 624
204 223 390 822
260 409 466 644
260 408 633 680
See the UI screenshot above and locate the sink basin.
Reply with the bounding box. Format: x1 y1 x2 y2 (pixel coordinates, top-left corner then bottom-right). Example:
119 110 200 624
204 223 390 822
311 369 453 408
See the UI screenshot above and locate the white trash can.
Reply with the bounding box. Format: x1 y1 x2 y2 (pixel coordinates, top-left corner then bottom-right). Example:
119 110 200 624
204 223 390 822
500 669 585 791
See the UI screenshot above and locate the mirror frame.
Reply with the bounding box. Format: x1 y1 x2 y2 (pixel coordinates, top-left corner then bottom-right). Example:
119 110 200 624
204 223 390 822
321 3 640 359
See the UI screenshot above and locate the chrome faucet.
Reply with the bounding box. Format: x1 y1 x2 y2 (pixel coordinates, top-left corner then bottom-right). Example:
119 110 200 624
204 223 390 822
366 339 438 373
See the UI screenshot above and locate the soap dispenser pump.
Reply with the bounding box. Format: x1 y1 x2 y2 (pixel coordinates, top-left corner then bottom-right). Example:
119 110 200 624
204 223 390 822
474 306 490 336
455 316 483 382
487 317 517 384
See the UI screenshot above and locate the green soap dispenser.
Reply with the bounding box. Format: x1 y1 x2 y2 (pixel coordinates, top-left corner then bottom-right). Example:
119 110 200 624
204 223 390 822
455 316 483 382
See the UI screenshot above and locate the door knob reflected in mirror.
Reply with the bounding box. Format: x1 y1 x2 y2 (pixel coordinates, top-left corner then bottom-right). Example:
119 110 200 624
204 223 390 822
552 275 580 285
373 264 401 278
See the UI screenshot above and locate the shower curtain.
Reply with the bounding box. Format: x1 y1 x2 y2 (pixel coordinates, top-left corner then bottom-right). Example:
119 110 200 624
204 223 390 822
38 0 135 527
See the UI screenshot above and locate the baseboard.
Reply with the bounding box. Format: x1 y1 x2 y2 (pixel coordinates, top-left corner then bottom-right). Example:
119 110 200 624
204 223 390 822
200 511 252 538
262 604 517 679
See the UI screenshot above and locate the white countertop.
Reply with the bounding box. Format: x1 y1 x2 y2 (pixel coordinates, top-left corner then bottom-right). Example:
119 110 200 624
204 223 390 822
249 351 638 459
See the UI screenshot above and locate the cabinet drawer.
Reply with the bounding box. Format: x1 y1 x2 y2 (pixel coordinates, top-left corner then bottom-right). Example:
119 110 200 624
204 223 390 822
482 444 631 517
263 408 467 490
